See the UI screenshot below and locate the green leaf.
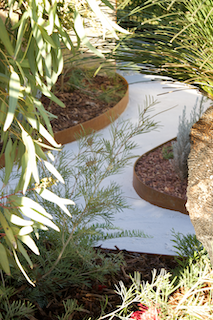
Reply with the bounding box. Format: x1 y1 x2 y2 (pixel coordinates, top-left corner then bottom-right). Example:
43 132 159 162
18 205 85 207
3 71 20 131
35 140 60 150
31 18 45 57
47 151 55 161
0 131 8 157
33 222 48 239
33 98 54 135
22 152 32 194
19 206 60 231
12 247 35 286
4 138 13 185
10 195 53 219
47 3 56 34
0 17 14 56
17 240 33 269
39 26 57 48
34 143 47 160
0 210 17 249
40 82 65 108
34 222 48 231
11 226 19 235
16 141 25 166
19 226 33 236
36 48 43 77
74 9 104 59
44 51 52 89
11 138 18 156
21 125 39 183
0 243 10 275
52 33 63 77
20 206 60 231
27 115 61 148
43 160 65 183
37 188 74 216
17 59 30 68
4 138 17 185
14 11 29 59
0 100 8 141
100 0 114 10
55 15 74 51
10 213 34 226
18 234 39 255
27 36 36 75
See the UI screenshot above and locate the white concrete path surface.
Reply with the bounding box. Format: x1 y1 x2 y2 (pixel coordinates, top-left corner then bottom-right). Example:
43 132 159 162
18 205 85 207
64 72 212 256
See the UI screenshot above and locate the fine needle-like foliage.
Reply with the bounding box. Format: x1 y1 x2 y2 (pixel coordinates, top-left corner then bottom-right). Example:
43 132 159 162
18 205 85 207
0 0 128 285
0 98 159 313
99 233 213 320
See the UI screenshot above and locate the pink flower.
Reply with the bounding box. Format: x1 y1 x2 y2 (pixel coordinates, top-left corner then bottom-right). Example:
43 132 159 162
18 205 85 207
130 303 162 320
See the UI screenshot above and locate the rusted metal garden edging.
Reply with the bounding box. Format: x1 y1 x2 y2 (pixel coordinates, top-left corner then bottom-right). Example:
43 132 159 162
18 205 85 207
133 138 188 215
54 74 129 145
95 246 182 261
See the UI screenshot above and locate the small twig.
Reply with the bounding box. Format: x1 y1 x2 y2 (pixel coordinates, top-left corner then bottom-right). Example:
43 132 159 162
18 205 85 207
121 265 130 280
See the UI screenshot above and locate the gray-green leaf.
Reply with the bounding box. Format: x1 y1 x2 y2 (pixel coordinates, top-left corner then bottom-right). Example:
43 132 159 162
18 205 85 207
3 71 20 131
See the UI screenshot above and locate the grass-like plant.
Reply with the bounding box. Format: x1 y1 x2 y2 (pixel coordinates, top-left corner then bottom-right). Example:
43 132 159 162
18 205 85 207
162 145 173 160
115 0 213 98
54 66 127 104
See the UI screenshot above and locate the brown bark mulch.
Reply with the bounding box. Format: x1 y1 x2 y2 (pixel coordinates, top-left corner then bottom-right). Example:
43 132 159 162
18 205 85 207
134 141 188 200
29 247 179 320
41 73 127 133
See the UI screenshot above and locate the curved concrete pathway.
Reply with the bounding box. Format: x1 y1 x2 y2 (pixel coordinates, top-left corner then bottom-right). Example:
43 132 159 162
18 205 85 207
64 72 211 255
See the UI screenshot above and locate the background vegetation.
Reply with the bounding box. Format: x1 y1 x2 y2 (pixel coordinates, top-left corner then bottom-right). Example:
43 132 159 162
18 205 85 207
116 0 213 97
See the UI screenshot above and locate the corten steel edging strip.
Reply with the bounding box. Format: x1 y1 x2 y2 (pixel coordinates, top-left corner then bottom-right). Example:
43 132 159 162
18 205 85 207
133 138 188 215
0 74 129 167
54 75 129 145
94 246 183 259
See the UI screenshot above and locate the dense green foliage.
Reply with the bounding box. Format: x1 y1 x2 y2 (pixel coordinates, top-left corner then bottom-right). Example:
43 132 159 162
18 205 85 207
116 0 213 97
0 0 128 284
117 0 186 30
102 233 212 320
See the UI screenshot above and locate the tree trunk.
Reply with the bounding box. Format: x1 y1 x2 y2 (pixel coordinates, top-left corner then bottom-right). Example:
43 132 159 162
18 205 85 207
186 105 213 266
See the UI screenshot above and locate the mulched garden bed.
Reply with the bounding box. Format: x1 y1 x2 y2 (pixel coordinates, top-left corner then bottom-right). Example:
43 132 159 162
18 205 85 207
30 247 179 319
134 140 188 200
41 73 127 133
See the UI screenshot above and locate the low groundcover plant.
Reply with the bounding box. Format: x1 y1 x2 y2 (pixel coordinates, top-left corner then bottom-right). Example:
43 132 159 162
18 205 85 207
100 233 213 320
130 303 162 320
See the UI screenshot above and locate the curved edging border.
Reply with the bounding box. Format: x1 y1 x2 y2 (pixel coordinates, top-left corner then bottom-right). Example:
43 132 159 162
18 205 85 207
54 74 129 145
95 246 181 261
133 138 188 215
